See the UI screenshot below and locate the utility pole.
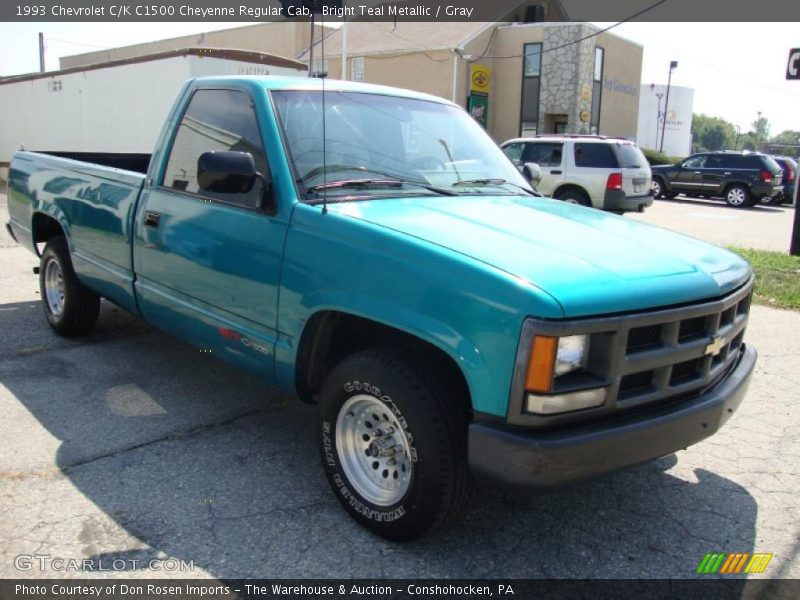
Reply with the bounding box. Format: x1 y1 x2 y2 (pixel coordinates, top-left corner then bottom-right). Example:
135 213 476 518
659 60 678 154
787 47 800 255
38 32 45 72
655 92 664 151
340 20 347 80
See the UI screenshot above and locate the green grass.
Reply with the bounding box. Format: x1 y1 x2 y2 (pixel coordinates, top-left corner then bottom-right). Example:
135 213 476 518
727 246 800 311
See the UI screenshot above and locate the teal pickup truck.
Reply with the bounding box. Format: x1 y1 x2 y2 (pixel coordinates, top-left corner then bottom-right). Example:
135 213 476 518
6 77 757 541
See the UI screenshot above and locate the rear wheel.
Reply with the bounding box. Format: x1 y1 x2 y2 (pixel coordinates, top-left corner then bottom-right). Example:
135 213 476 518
555 188 591 207
39 236 100 337
724 185 750 208
318 349 472 541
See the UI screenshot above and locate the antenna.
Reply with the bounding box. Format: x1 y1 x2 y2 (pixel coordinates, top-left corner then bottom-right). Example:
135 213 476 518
320 5 328 214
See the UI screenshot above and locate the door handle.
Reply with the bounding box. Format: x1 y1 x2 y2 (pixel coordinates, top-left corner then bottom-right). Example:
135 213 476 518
550 170 562 175
693 171 702 174
144 211 161 229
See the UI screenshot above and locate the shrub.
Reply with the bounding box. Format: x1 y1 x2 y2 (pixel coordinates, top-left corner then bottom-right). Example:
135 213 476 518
641 148 677 166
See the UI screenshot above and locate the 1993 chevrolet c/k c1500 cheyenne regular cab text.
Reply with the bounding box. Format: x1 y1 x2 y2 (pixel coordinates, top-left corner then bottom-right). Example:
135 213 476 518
6 77 757 540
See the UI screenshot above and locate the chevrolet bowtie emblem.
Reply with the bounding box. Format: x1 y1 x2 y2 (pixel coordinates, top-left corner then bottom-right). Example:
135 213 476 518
705 336 727 357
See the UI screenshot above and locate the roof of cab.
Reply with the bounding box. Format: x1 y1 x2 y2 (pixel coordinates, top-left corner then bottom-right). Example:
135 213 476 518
191 75 458 107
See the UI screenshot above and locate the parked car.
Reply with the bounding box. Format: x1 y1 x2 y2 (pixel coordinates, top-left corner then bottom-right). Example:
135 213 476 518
7 77 756 541
766 156 797 205
501 135 654 213
651 151 783 207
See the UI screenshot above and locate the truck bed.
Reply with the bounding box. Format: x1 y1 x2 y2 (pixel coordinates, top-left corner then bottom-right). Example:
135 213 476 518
7 151 146 314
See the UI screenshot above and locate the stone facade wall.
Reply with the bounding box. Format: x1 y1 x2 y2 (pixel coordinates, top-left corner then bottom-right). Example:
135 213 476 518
539 24 596 134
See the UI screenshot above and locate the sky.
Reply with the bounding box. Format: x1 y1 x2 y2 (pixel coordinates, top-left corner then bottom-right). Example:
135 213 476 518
0 21 798 136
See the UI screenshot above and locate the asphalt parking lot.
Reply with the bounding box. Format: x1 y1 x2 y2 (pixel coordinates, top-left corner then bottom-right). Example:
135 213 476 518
1 192 798 580
630 195 796 252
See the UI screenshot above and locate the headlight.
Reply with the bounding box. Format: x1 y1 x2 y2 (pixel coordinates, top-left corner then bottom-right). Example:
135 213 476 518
523 333 605 415
525 334 590 392
555 335 589 376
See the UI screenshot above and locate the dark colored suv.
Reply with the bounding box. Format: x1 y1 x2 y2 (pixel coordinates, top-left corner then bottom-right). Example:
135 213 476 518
768 156 797 205
650 151 783 207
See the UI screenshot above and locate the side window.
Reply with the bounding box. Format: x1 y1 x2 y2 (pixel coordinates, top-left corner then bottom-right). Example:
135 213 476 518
574 143 617 168
524 142 563 167
502 143 524 165
682 155 707 169
717 154 740 169
162 89 268 208
743 155 763 170
705 155 723 169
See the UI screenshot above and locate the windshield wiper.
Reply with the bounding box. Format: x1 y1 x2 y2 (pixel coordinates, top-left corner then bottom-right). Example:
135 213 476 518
308 177 458 197
451 178 540 196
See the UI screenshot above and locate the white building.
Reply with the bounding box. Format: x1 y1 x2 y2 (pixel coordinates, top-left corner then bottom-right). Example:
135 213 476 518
0 48 307 180
636 84 694 158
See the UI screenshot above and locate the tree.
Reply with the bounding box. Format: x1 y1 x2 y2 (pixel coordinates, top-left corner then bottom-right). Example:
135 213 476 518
751 116 771 147
767 130 800 158
692 113 736 151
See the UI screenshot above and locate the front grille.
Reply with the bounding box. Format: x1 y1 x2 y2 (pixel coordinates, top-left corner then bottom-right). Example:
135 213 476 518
508 280 753 428
615 286 752 408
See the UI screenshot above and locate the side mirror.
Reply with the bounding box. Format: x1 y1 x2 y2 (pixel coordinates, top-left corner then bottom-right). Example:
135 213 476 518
521 162 542 187
198 151 257 194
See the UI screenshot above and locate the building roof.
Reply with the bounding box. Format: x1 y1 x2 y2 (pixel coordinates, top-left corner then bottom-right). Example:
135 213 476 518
298 21 488 59
0 48 307 86
298 0 569 59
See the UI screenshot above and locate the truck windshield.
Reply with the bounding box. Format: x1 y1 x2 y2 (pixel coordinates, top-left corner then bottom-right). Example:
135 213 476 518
271 90 532 201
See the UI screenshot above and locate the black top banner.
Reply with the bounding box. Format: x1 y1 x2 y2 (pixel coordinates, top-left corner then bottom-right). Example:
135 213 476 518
4 0 800 22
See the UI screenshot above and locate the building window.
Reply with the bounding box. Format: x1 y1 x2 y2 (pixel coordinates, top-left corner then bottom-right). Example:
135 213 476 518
351 56 365 81
520 43 542 136
591 46 604 134
311 57 328 78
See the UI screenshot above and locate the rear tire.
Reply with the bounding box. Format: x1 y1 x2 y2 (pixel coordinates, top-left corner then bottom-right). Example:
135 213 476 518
724 185 750 208
555 188 591 207
39 236 100 337
318 349 472 541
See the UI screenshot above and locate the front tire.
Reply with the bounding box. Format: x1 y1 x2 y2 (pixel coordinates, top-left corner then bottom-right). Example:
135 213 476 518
318 349 472 541
651 177 665 199
39 236 100 337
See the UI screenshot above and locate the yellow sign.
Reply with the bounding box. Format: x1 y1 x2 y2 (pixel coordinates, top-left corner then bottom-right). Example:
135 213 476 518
470 64 491 95
580 110 591 123
581 83 591 102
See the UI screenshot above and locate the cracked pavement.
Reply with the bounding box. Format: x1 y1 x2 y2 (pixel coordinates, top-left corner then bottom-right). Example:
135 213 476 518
1 193 798 579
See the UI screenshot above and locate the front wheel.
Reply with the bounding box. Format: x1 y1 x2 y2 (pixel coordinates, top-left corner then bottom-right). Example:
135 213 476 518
318 349 472 541
651 177 665 199
39 236 100 337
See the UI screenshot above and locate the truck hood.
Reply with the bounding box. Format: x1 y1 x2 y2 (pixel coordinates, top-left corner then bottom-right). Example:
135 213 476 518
329 195 751 317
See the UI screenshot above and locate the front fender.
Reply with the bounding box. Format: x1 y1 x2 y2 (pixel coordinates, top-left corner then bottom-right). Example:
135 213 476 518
275 204 564 418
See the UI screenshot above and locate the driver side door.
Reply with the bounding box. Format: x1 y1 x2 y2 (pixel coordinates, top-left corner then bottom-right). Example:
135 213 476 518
133 87 288 382
672 155 707 195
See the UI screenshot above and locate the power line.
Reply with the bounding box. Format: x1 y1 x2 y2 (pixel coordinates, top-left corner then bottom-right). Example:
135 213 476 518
473 0 669 61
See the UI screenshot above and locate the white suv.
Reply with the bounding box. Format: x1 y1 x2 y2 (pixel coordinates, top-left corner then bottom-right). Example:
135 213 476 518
501 135 654 213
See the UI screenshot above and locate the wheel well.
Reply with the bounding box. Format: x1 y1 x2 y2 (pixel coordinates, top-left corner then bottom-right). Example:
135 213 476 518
31 213 64 254
295 311 471 412
553 184 589 200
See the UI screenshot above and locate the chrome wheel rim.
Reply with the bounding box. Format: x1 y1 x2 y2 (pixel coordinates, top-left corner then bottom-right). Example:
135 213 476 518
335 394 413 506
727 188 746 206
563 197 580 204
44 258 65 318
651 180 662 197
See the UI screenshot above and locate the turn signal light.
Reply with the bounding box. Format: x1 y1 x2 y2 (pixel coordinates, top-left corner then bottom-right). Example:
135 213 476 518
760 171 773 183
525 335 558 393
